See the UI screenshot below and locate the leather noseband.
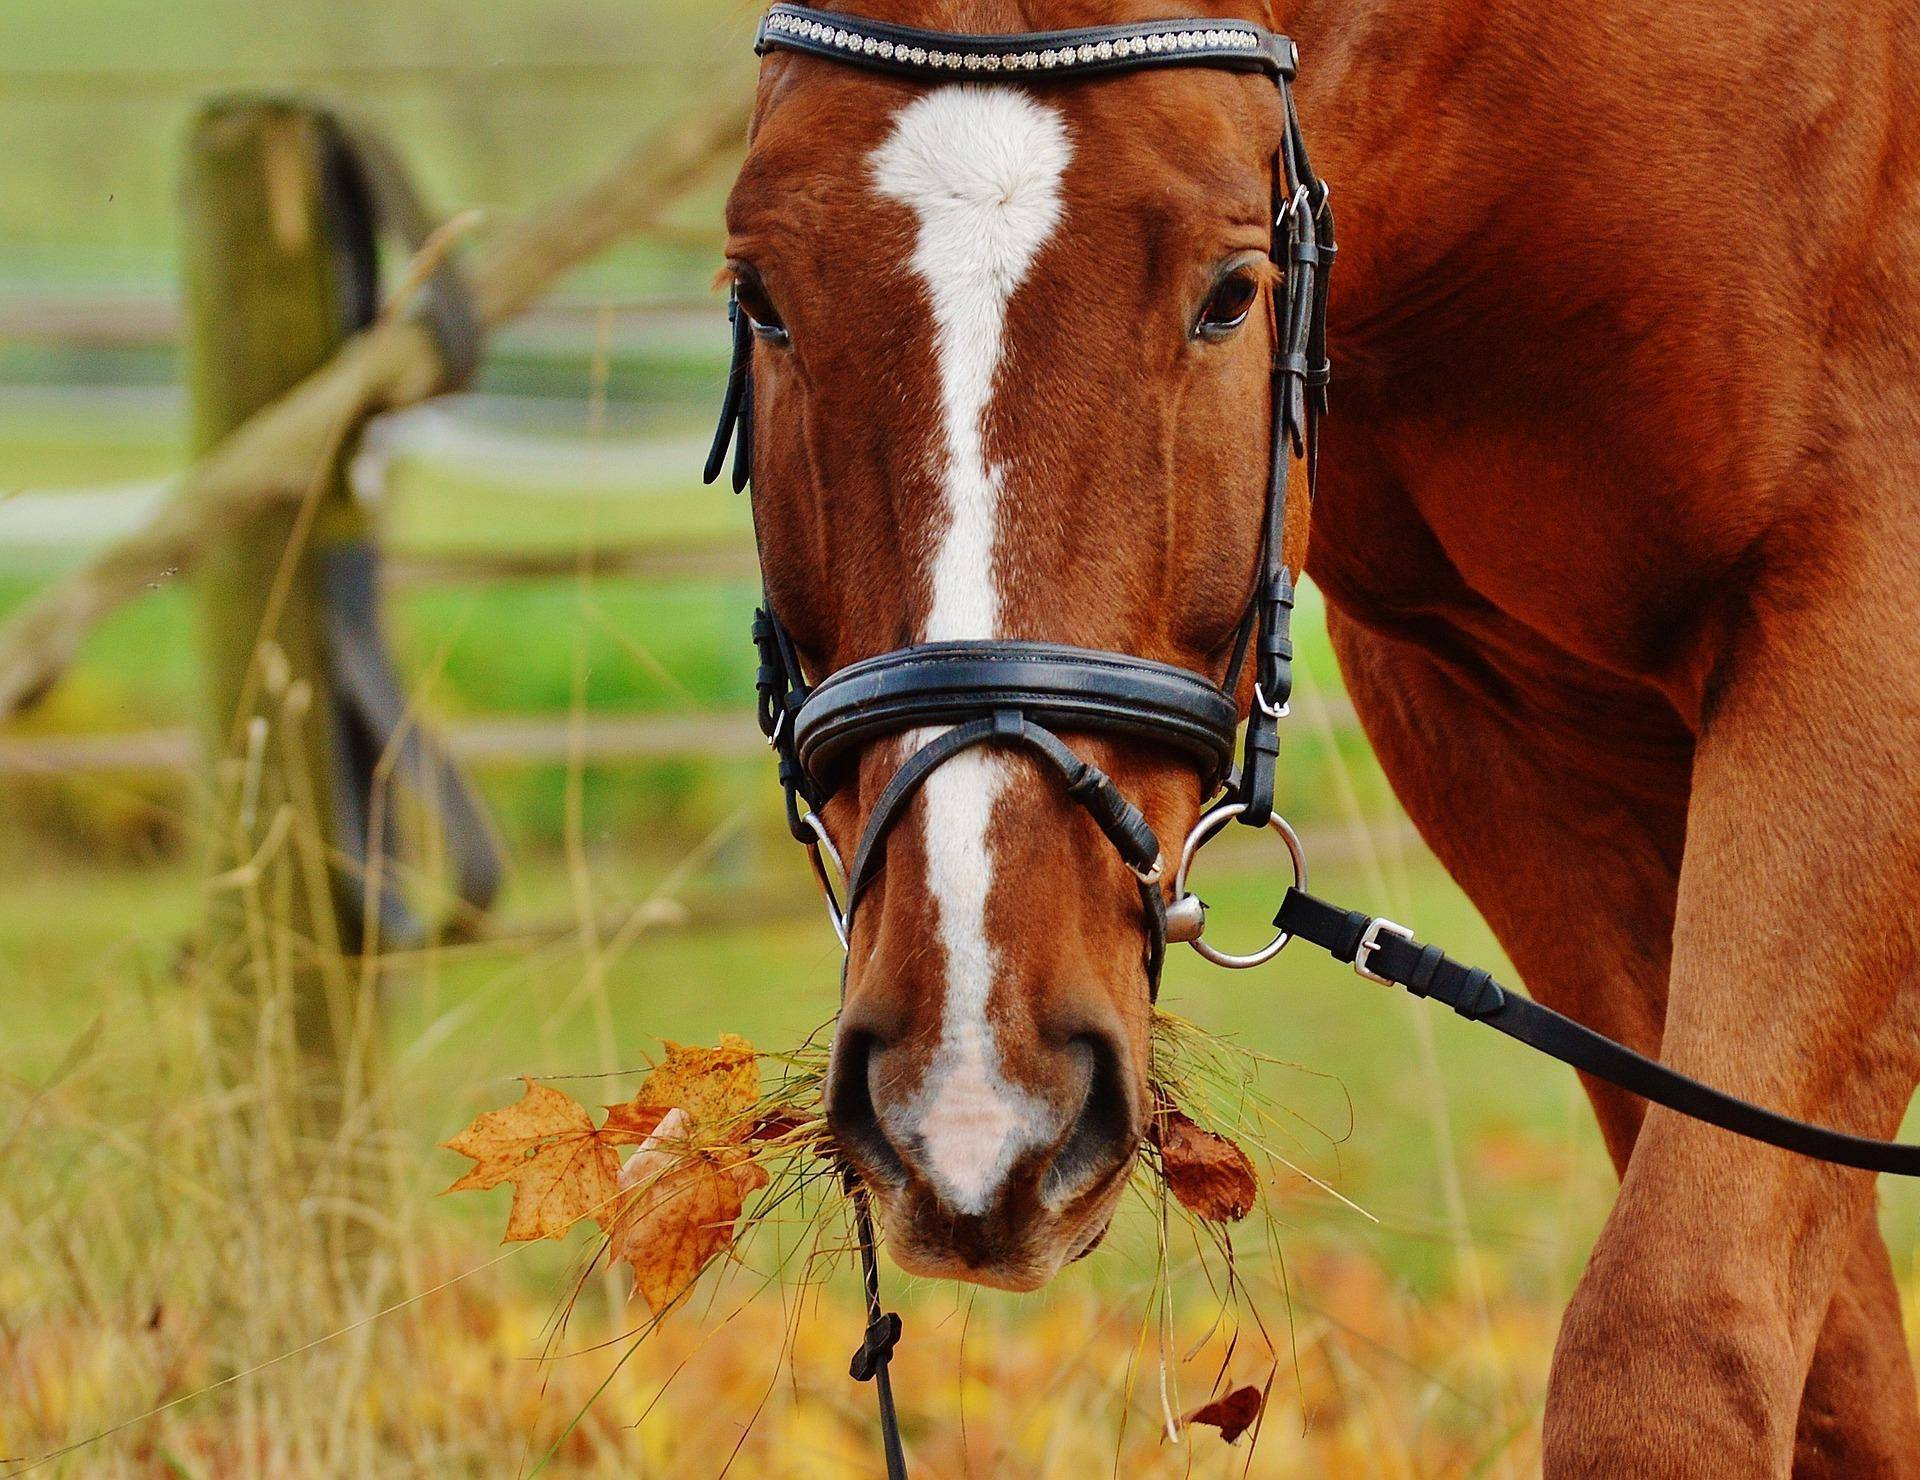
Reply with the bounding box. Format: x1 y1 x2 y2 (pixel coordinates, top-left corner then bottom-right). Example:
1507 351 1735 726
794 643 1239 789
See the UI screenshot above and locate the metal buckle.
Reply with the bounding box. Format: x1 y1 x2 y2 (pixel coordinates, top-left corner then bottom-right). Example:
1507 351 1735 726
1252 682 1290 720
1275 182 1311 230
1353 916 1413 984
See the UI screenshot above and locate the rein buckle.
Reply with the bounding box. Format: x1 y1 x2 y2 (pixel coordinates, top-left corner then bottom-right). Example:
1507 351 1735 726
1353 916 1414 984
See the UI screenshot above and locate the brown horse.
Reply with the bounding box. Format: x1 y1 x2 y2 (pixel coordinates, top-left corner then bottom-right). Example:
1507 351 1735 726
723 0 1920 1470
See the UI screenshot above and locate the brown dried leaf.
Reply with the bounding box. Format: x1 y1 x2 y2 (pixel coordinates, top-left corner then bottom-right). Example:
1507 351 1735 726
608 1108 771 1314
1150 1102 1258 1223
1185 1384 1264 1443
628 1034 760 1141
440 1079 623 1242
598 1101 669 1146
743 1108 818 1145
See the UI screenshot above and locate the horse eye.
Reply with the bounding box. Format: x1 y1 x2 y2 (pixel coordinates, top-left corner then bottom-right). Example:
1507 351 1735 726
734 273 791 346
1195 270 1259 339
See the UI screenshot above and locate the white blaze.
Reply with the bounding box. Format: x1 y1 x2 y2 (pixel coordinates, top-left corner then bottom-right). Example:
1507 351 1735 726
871 87 1071 1213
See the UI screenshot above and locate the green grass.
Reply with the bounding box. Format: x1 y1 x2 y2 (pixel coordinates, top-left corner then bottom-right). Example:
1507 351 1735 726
0 422 182 488
381 448 749 556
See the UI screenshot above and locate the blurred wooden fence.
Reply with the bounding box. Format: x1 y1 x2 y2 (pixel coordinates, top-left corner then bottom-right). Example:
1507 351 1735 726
0 91 752 722
0 292 724 348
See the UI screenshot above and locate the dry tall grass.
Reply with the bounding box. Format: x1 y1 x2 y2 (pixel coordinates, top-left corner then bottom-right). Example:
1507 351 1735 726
1 782 1572 1479
1 949 1566 1477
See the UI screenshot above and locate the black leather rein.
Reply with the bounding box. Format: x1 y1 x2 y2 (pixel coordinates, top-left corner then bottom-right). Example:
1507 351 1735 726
1274 891 1920 1177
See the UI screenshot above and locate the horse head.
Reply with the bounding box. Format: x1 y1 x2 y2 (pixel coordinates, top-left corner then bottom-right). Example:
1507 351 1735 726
721 0 1309 1290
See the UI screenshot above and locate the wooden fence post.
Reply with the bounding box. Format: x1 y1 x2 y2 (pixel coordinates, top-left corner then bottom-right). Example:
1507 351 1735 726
183 98 380 1154
181 96 507 1186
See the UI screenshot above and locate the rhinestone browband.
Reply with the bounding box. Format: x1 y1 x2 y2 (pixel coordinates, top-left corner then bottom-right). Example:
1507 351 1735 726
755 4 1297 82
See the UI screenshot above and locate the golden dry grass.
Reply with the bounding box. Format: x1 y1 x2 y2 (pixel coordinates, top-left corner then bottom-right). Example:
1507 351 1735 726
1 916 1569 1480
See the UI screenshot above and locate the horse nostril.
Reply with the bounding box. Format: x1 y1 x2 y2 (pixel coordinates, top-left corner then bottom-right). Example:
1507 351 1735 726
1042 1032 1137 1205
825 1029 910 1186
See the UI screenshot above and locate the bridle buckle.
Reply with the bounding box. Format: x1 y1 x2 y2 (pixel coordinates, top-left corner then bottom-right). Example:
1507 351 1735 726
798 809 849 949
1353 916 1413 984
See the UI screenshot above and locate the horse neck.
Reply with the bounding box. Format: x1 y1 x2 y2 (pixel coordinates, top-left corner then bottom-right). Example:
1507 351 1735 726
1273 0 1702 702
1282 0 1526 356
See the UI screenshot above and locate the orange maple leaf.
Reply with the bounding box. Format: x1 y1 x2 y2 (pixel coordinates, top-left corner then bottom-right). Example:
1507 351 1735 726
608 1108 771 1314
440 1079 625 1241
1184 1384 1265 1443
1149 1098 1258 1223
619 1033 761 1141
441 1037 775 1278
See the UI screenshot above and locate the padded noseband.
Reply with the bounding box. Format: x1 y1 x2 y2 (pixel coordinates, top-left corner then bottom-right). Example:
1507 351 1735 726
794 642 1240 785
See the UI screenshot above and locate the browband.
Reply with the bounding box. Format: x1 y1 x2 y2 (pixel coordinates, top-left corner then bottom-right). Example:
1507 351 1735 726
793 641 1240 785
756 4 1298 82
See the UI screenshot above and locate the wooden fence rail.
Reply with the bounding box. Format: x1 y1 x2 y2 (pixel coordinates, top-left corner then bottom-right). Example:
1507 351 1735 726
0 92 751 723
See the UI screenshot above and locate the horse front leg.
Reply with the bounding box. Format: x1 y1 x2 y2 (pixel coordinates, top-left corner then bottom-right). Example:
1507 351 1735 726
1794 1211 1920 1478
1542 526 1920 1476
1325 597 1920 1476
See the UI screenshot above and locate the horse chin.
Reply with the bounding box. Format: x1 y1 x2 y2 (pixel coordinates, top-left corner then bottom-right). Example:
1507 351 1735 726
886 1239 1059 1294
1066 1210 1115 1264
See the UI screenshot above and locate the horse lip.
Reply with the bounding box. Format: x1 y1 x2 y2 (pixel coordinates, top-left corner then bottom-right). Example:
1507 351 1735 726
1066 1212 1115 1263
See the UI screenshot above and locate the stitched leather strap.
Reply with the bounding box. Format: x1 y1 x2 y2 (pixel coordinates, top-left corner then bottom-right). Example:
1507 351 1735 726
704 291 754 493
838 710 1168 993
1276 889 1920 1177
844 713 1161 903
794 640 1238 791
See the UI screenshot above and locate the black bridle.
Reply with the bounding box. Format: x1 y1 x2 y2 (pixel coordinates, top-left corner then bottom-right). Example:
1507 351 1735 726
709 4 1334 996
709 7 1920 1474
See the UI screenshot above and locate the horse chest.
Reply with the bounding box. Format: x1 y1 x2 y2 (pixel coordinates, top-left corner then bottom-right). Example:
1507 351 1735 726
1314 408 1741 715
